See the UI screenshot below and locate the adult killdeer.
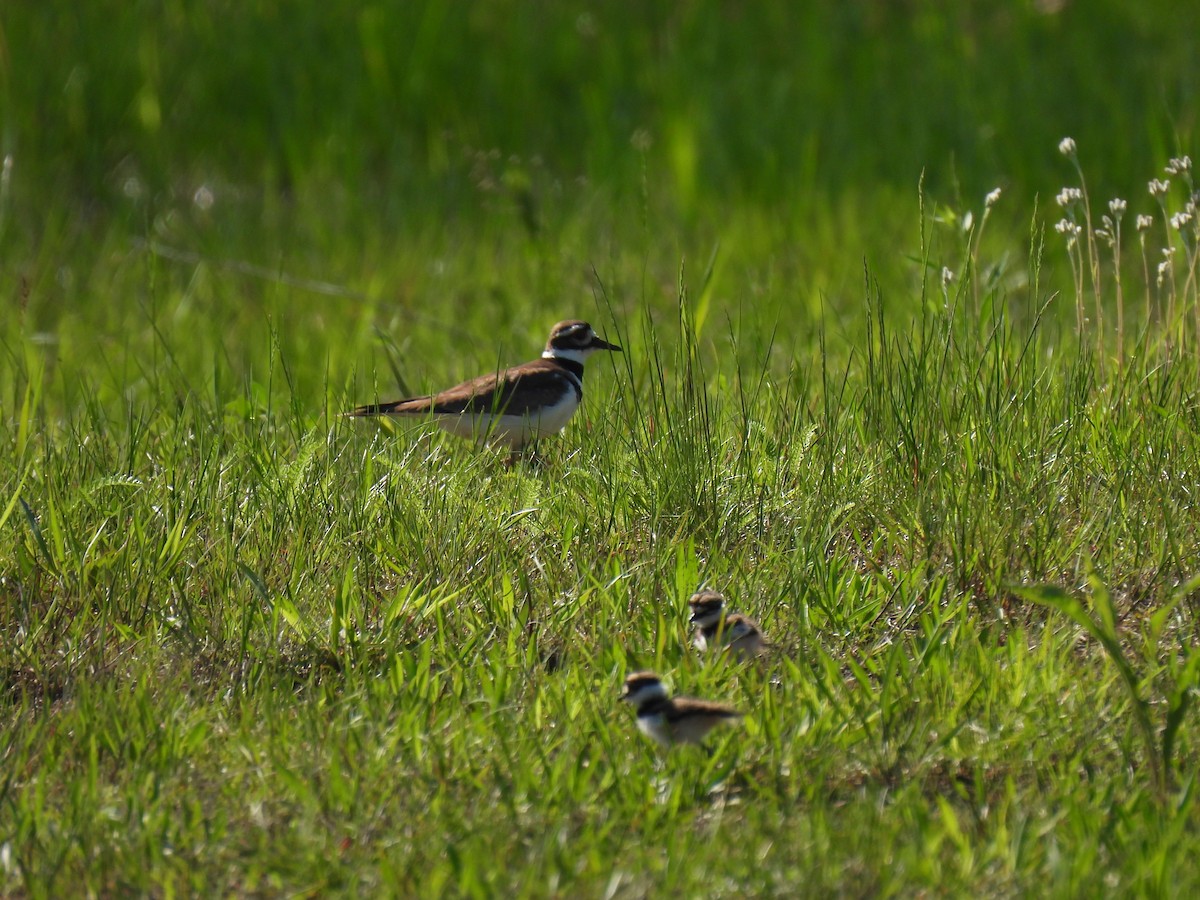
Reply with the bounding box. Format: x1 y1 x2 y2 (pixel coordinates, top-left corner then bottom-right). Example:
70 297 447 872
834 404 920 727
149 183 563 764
688 589 765 661
346 320 620 451
620 671 742 747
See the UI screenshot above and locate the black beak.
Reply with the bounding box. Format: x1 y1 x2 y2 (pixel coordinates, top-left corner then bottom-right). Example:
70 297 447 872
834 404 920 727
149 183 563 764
590 336 622 352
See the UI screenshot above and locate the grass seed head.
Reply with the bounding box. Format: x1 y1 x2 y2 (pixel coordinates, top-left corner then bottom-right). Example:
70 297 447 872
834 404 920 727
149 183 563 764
1158 258 1172 285
1056 187 1083 207
1166 156 1192 175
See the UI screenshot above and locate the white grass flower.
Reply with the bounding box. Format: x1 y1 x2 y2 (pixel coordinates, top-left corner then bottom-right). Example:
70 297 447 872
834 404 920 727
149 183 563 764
941 266 954 286
1171 211 1194 231
1058 137 1077 157
1166 156 1192 175
1056 187 1083 207
193 185 214 211
630 129 652 152
1158 258 1172 286
961 210 973 231
1149 178 1171 197
1108 198 1127 218
1136 214 1154 231
575 12 597 38
985 187 1002 208
1054 219 1081 237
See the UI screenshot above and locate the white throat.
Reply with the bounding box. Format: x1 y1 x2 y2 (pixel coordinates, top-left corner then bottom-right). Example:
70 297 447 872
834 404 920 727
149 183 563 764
543 347 592 365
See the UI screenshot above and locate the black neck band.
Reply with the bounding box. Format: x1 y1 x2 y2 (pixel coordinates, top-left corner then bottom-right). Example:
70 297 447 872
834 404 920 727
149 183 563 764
552 357 585 381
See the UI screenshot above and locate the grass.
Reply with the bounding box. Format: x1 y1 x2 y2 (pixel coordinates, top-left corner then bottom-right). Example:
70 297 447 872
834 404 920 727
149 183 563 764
6 191 1200 893
4 2 1200 896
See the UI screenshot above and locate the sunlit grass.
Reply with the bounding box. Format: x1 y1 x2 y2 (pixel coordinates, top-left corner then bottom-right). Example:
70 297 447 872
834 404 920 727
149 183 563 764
5 156 1200 892
4 2 1200 895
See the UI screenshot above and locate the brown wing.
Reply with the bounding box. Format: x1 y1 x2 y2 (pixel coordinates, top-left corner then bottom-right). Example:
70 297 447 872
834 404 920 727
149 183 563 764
347 359 577 418
440 363 576 416
666 698 743 722
724 614 761 638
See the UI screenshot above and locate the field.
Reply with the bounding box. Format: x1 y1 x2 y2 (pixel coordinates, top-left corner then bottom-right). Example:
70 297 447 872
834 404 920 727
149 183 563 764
4 1 1200 896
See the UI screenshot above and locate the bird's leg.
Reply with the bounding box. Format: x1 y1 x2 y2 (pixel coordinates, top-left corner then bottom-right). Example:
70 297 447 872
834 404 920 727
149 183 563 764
521 439 547 469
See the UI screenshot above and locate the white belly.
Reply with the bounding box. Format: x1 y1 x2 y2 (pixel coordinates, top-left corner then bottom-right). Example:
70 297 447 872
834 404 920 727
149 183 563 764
435 392 581 448
636 713 673 747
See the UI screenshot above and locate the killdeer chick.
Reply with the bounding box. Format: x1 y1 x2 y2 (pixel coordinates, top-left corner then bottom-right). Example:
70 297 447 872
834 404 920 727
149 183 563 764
346 320 621 453
620 671 742 747
688 589 765 661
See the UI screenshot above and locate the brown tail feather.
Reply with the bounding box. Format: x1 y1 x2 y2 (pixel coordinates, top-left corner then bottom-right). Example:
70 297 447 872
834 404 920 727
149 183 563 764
343 398 432 417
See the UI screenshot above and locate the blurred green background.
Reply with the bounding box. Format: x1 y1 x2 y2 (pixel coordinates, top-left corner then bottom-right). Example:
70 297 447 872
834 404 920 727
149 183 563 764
2 0 1198 406
4 0 1196 226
